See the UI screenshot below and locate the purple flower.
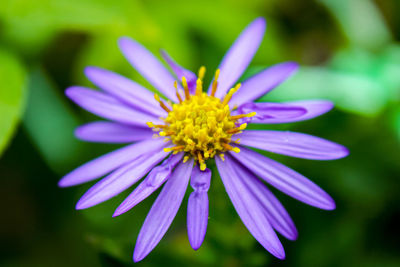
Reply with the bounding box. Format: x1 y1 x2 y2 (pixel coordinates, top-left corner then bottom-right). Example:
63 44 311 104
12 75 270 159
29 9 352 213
60 17 349 262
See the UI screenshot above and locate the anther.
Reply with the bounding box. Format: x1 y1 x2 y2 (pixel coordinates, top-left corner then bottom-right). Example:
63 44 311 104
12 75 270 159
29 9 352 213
183 155 190 163
226 123 247 134
222 143 240 153
174 81 183 103
147 122 167 129
230 112 256 120
159 131 175 136
211 69 220 97
195 78 203 96
164 145 185 152
154 94 171 112
182 76 190 100
197 152 206 171
198 66 206 81
222 83 241 106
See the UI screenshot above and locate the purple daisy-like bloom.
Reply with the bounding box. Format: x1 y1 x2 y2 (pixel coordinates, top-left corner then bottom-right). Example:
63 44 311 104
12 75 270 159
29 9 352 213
60 17 349 262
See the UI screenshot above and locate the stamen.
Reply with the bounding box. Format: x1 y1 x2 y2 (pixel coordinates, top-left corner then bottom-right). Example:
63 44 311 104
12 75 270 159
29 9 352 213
222 143 240 153
198 66 206 81
174 81 183 103
154 94 171 112
159 131 175 136
222 83 241 106
210 69 220 97
195 78 203 96
146 122 167 129
226 123 247 134
230 112 256 120
181 76 190 100
183 155 190 163
197 152 206 171
164 145 185 152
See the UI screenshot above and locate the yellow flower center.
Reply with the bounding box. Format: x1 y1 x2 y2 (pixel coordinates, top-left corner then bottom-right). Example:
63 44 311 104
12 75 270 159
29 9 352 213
147 67 255 170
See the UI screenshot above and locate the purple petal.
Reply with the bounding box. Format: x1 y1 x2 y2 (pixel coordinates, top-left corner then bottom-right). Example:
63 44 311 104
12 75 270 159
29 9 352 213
133 159 194 262
113 153 184 217
58 138 167 187
84 66 165 117
216 154 285 259
118 37 179 102
76 150 169 210
187 166 211 250
160 50 197 94
235 102 306 124
65 86 161 127
209 18 266 98
238 130 349 160
230 62 299 106
237 100 334 124
230 146 335 210
75 121 154 143
276 100 334 122
229 158 297 240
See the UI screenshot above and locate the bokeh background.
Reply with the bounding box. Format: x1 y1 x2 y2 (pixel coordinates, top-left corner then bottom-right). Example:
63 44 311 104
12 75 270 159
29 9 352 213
1 0 400 266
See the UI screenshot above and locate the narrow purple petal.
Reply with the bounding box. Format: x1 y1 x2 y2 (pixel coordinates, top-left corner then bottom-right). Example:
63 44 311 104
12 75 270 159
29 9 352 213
118 37 179 102
187 166 211 250
230 62 299 106
84 66 165 117
160 50 197 94
236 100 334 124
235 102 306 124
229 158 297 240
275 100 334 122
230 147 335 210
65 86 161 127
209 18 266 98
238 130 349 160
216 155 285 259
76 150 169 210
75 121 154 143
58 138 167 187
113 153 184 217
133 159 194 262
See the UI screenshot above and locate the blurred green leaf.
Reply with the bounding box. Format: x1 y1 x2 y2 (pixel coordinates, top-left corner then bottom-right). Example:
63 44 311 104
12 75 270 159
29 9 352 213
0 47 27 157
321 0 392 50
263 45 400 116
264 66 388 116
22 67 89 173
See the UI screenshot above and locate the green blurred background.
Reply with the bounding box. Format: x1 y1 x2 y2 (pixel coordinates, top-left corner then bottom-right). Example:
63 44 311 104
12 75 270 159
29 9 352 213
1 0 399 266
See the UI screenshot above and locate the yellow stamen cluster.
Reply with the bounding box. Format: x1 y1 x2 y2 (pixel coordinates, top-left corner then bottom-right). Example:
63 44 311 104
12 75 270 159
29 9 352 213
148 67 255 170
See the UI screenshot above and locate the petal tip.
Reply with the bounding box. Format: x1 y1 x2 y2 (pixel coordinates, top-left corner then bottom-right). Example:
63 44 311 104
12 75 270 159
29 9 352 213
270 245 286 260
64 86 76 98
84 66 101 78
253 17 267 29
112 205 128 217
133 249 146 263
287 228 299 241
58 178 70 188
118 37 135 53
191 244 201 251
189 239 202 251
75 202 87 210
340 147 350 159
75 197 94 210
112 210 122 217
320 197 336 210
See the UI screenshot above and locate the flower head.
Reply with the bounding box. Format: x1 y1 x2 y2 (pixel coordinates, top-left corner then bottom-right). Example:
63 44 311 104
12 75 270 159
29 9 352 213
60 17 349 262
